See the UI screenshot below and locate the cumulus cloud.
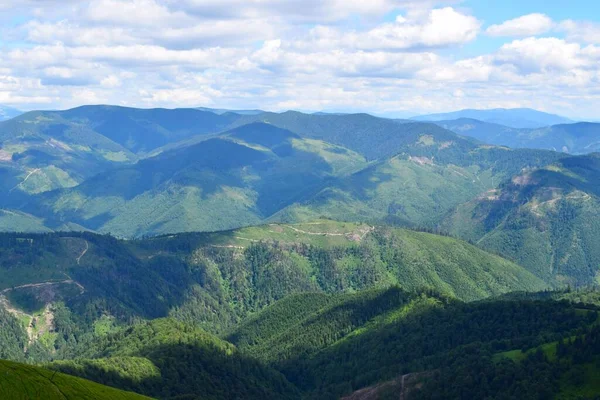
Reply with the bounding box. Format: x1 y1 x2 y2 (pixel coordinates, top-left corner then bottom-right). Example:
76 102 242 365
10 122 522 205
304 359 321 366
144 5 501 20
494 37 599 73
293 8 481 52
486 13 554 37
1 0 600 119
172 0 442 23
559 20 600 44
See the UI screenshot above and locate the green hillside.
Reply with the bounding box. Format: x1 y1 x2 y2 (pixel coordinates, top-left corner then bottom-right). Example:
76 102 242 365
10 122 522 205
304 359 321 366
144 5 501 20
274 145 562 228
0 359 151 400
0 221 544 345
234 111 479 160
30 124 368 236
0 105 242 202
0 107 564 237
0 112 135 201
442 153 600 285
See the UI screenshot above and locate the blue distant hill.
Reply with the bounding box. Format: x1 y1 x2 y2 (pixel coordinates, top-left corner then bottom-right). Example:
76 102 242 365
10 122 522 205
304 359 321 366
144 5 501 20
0 105 22 121
411 108 573 129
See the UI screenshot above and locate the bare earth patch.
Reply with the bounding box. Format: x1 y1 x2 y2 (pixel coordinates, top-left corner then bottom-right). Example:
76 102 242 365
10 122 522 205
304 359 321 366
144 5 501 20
0 150 12 162
409 156 434 166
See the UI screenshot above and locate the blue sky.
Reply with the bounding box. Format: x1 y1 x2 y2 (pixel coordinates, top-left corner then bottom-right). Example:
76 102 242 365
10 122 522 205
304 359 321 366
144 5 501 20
0 0 599 119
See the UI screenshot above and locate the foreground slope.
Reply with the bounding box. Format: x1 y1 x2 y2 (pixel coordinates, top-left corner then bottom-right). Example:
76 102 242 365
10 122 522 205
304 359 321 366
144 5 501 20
47 319 299 400
442 153 600 285
227 287 597 399
0 360 151 400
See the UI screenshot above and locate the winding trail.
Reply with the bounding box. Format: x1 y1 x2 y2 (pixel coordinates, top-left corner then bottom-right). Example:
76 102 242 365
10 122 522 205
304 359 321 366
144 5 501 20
1 279 85 295
9 168 41 193
283 224 374 238
76 240 89 265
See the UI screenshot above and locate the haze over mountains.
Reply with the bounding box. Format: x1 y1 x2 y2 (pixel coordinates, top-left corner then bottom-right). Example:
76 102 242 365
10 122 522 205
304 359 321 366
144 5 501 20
412 108 574 129
0 106 21 121
1 103 600 399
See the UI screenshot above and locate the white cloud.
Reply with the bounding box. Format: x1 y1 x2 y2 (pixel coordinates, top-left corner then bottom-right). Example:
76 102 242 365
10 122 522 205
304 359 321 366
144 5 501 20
101 75 122 88
1 0 600 119
251 40 439 77
363 7 481 50
559 20 600 44
294 7 481 51
486 13 553 37
172 0 443 23
85 0 192 27
494 37 599 73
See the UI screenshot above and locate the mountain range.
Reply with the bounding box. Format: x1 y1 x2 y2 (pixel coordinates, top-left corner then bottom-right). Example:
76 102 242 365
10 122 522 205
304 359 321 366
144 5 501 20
435 118 600 154
412 107 573 129
1 104 600 399
1 105 599 286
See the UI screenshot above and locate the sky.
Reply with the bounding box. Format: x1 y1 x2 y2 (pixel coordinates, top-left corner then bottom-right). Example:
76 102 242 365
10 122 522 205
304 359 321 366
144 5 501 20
0 0 600 119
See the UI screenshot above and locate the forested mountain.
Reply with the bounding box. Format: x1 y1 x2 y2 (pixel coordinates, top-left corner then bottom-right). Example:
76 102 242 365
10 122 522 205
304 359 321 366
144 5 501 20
233 111 467 160
274 139 562 227
1 104 600 399
0 111 136 201
226 287 598 399
436 119 600 154
27 124 368 236
412 108 573 129
442 153 600 286
47 319 300 400
0 221 544 341
0 106 240 203
0 109 563 236
0 223 598 399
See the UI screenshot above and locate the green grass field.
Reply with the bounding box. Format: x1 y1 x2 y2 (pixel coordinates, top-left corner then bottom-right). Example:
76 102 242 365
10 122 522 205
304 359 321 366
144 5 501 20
0 360 152 399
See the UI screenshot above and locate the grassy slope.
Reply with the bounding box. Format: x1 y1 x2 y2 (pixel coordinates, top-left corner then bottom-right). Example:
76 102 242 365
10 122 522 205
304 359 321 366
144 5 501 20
0 360 151 400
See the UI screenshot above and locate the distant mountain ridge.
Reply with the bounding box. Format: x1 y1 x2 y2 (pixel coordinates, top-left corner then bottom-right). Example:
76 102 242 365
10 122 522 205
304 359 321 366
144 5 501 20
412 108 573 129
196 106 265 115
0 105 21 121
434 119 600 154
